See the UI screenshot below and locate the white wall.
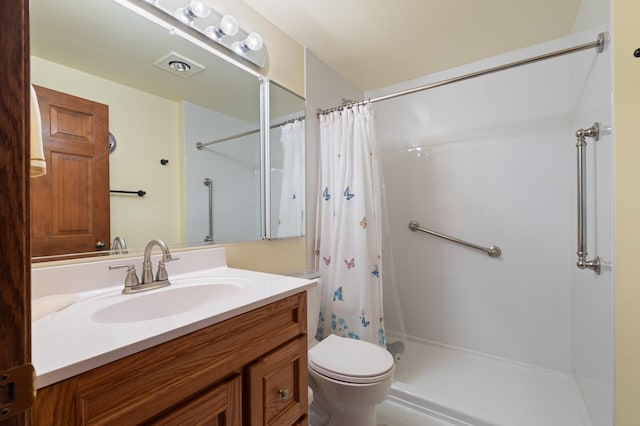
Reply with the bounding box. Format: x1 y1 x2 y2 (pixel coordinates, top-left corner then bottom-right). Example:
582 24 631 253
31 56 182 251
367 30 612 382
570 4 613 426
182 102 261 243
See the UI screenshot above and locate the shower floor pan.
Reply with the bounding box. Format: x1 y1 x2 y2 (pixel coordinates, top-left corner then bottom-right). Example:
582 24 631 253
378 337 592 426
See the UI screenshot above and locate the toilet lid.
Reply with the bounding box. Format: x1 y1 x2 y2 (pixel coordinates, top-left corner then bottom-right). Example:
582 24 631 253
309 334 394 383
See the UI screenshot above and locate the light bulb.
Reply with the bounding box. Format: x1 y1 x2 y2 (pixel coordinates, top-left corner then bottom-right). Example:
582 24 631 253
244 32 263 51
175 0 210 25
188 0 210 17
219 15 239 36
204 14 238 40
233 32 263 54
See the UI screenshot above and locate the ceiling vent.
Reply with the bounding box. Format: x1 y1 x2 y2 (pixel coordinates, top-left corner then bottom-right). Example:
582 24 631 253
153 51 205 78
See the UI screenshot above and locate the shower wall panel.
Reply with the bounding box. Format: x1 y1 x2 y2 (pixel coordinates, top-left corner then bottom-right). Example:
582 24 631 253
368 31 612 375
570 28 613 426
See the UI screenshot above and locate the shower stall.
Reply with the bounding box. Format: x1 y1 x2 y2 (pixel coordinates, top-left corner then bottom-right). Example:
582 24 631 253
366 29 613 426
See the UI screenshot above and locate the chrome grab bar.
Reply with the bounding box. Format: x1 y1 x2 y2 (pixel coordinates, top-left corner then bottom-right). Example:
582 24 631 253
408 220 502 258
203 178 214 243
575 123 601 274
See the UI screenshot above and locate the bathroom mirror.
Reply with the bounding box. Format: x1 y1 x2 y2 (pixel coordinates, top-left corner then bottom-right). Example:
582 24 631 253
30 0 275 259
268 81 306 239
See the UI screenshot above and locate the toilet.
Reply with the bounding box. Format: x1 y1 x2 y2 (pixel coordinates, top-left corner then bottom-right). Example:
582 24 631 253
306 278 395 426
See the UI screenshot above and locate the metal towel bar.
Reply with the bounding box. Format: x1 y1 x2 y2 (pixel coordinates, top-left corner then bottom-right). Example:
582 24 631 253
203 178 214 243
110 189 146 197
408 220 502 258
575 123 601 274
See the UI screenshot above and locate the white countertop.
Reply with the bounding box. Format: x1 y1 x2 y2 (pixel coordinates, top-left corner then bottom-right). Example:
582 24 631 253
32 247 316 389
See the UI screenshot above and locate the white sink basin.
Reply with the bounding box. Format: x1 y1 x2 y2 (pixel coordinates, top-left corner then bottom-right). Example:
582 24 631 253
92 282 244 323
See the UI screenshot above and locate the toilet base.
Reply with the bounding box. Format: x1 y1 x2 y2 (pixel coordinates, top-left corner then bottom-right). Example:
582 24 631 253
309 401 330 426
309 390 379 426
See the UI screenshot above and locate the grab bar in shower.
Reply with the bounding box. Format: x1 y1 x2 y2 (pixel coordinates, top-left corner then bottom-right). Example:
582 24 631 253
203 178 214 243
575 123 601 274
408 220 502 258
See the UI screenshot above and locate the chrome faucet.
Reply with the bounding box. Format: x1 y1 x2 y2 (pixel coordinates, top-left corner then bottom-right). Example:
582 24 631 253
111 235 128 254
109 239 178 294
141 239 177 284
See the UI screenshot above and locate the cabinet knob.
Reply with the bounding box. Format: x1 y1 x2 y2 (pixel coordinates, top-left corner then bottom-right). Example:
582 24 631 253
278 389 290 401
96 241 106 250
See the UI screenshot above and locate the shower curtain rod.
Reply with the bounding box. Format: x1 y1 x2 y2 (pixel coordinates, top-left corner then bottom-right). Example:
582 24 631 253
195 115 305 150
317 32 606 117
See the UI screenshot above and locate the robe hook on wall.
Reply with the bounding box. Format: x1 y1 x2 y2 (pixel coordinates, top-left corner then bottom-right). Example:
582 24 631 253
634 48 640 58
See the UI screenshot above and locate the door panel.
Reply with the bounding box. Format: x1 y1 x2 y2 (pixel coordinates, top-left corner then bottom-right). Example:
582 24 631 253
31 85 110 258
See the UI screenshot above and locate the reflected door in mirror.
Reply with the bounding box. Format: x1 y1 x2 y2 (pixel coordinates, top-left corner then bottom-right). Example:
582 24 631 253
31 85 110 258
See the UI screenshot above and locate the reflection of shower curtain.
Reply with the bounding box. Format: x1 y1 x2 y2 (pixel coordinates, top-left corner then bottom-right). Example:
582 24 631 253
277 119 306 237
316 104 385 347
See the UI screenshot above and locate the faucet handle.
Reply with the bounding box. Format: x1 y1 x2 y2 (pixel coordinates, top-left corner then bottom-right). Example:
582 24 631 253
156 262 169 281
109 264 140 290
156 255 179 281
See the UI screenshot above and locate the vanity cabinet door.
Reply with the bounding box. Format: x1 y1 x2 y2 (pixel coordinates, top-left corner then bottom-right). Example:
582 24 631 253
145 375 241 425
246 336 308 426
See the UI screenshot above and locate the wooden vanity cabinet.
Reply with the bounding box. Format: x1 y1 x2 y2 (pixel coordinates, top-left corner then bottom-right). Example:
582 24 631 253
33 292 308 426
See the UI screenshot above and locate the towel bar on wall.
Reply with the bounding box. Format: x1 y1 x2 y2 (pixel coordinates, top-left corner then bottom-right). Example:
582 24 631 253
408 220 502 258
110 190 146 197
203 177 214 243
575 123 601 275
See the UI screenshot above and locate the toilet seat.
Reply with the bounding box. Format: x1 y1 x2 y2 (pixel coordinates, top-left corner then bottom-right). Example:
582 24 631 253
308 334 394 384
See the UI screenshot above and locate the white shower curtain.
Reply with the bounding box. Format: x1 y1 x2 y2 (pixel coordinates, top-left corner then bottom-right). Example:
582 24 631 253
316 104 386 347
277 119 305 237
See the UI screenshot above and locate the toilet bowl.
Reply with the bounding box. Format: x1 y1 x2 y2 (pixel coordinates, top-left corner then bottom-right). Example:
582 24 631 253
305 278 395 426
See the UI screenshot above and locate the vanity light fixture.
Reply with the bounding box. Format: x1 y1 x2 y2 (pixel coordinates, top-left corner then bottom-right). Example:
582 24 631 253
145 0 266 67
175 0 210 25
232 32 263 54
204 15 239 40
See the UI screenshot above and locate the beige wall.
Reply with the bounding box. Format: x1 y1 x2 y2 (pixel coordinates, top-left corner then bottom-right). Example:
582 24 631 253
224 238 307 274
613 0 640 424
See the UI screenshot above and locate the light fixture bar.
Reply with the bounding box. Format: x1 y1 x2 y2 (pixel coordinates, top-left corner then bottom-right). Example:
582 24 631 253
112 0 265 74
132 0 266 68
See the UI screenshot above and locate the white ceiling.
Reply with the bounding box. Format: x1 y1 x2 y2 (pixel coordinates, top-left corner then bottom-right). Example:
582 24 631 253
242 0 582 91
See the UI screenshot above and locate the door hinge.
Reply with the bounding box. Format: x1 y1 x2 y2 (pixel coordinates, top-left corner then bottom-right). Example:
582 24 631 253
0 364 36 419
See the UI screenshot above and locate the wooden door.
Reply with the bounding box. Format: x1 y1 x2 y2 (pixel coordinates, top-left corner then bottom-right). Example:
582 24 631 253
0 0 31 424
31 85 110 258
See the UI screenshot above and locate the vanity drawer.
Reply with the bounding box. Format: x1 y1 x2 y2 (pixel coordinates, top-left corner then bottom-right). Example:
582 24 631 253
247 336 308 426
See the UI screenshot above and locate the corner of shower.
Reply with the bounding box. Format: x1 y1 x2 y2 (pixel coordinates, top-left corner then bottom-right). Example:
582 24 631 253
378 159 409 366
